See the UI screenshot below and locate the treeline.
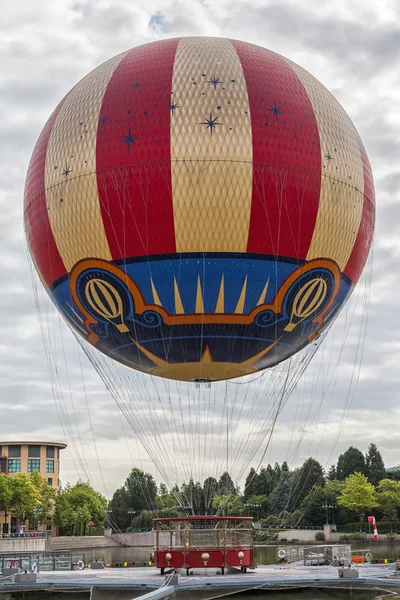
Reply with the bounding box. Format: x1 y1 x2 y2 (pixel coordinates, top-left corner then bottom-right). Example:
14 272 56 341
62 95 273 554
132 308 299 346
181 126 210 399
2 443 398 535
108 443 400 531
0 473 107 535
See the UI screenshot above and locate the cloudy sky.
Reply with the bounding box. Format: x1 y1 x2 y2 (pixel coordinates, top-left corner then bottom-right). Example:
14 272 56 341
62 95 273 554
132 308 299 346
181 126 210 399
1 0 399 498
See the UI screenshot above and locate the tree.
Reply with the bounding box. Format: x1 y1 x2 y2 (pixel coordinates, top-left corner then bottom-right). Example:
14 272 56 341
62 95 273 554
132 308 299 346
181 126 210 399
212 494 244 516
336 446 366 480
323 479 345 504
124 468 157 512
243 494 268 520
218 472 236 496
54 481 107 536
243 468 259 500
9 474 40 527
203 477 218 513
337 472 379 523
328 465 337 480
108 487 131 530
377 479 400 521
365 443 386 486
29 471 56 526
181 479 204 514
298 485 325 526
0 474 13 532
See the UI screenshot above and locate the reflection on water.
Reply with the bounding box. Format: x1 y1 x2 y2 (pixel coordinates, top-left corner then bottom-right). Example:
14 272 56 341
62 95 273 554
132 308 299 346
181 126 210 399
0 588 390 600
78 542 400 568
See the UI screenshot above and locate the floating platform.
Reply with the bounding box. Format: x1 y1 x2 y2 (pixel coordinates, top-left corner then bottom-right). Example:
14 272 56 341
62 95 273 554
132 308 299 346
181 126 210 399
1 562 400 598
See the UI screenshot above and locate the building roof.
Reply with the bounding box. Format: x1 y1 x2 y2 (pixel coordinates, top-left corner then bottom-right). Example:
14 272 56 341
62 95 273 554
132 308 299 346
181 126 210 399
0 441 67 449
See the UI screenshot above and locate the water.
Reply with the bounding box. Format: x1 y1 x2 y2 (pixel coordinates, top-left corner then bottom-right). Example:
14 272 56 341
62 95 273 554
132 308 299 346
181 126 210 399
79 541 400 567
2 543 400 599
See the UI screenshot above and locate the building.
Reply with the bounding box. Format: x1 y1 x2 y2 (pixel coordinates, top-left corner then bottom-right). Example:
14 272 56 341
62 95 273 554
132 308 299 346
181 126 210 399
0 441 67 535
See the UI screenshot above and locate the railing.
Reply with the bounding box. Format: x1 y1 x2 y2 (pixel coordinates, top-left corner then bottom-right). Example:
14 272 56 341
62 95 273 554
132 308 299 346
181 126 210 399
0 532 47 539
0 553 85 572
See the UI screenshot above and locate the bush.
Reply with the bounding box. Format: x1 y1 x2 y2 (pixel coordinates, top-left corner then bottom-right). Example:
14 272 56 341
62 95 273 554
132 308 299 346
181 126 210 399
280 538 288 542
340 534 350 541
315 531 326 541
349 533 362 540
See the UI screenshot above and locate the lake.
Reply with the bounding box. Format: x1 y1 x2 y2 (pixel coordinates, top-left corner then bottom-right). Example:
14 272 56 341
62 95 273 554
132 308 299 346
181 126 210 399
78 541 400 566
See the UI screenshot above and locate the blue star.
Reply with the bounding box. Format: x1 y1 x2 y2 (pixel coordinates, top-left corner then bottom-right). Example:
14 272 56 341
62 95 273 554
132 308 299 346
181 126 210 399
170 102 180 112
133 82 140 88
208 76 223 89
120 126 139 152
325 153 334 162
267 101 283 120
199 112 221 135
62 165 72 179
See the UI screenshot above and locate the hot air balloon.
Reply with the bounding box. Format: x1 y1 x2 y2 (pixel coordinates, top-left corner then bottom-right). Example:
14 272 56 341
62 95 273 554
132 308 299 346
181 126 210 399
24 37 374 385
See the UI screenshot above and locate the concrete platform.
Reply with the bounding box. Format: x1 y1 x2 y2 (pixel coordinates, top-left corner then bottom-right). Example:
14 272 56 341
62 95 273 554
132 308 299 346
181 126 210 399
0 562 399 596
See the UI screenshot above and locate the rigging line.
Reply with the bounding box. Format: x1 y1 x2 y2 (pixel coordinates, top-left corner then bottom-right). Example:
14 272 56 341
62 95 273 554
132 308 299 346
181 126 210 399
29 260 84 481
84 348 191 516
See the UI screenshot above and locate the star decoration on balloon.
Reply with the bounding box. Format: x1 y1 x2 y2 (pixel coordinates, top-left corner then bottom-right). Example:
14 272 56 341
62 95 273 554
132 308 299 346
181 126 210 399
199 112 222 136
120 127 139 152
208 76 223 89
170 102 180 112
62 165 72 179
325 153 334 162
267 101 283 120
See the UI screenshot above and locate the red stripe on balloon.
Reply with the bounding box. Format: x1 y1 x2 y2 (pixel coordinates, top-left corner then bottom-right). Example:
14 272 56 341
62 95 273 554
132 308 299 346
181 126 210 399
231 41 322 259
344 141 375 283
96 39 180 260
24 101 67 287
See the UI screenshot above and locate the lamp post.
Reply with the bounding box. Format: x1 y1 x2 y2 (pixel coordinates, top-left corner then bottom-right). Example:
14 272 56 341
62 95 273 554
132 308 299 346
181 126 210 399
244 503 262 521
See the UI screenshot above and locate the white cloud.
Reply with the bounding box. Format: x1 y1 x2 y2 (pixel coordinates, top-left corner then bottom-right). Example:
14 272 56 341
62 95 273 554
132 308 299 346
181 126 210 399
1 0 399 497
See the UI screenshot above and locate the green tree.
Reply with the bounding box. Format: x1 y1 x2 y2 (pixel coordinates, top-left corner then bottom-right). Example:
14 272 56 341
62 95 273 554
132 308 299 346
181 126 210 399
336 446 366 479
337 472 379 523
0 474 13 532
29 471 56 526
218 472 236 496
243 468 259 500
243 494 268 520
9 474 40 527
212 493 244 516
54 481 107 536
376 479 400 521
323 479 345 503
328 465 337 480
130 508 179 529
365 443 386 486
203 477 218 513
181 479 204 514
125 468 157 512
297 485 325 526
108 486 131 530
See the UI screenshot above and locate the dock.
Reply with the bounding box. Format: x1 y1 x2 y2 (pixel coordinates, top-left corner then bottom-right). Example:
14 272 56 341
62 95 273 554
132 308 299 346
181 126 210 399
1 563 400 598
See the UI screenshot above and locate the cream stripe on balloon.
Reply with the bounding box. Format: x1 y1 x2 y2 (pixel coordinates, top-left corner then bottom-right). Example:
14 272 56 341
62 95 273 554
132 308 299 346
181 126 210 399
44 51 129 271
171 37 253 253
285 59 364 270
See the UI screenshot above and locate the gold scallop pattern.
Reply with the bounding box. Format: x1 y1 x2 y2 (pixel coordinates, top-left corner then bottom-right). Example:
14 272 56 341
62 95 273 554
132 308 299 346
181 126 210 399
44 52 129 271
170 37 253 253
285 58 365 270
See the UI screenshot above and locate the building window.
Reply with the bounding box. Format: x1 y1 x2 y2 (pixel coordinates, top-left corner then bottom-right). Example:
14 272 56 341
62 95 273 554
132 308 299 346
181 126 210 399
28 459 40 472
47 478 53 486
28 445 40 458
46 446 55 458
8 446 21 458
46 460 54 473
8 459 21 472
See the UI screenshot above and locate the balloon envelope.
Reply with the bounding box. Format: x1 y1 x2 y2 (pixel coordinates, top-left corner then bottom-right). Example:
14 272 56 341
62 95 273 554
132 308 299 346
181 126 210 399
24 37 375 382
